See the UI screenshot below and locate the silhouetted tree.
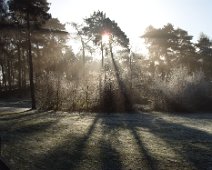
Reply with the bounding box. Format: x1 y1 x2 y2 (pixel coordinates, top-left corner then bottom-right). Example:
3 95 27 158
83 11 131 112
83 11 107 67
9 0 51 109
142 23 195 78
0 0 6 18
196 33 212 79
83 11 129 67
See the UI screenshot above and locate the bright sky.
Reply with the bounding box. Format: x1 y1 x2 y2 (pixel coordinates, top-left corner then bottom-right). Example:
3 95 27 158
48 0 212 54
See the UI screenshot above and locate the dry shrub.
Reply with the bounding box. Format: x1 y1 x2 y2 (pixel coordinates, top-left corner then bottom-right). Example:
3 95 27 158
36 72 100 111
150 67 212 112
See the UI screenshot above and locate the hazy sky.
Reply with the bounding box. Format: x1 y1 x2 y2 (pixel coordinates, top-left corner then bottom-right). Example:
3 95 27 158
48 0 212 53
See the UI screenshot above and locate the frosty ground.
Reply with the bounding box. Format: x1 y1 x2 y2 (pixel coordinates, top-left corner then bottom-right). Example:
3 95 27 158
0 99 212 170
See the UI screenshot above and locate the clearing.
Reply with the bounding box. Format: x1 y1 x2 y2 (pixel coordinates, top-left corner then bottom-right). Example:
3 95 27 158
0 99 212 170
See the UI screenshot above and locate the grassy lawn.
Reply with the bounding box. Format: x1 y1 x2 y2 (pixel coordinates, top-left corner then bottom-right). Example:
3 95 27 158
0 101 212 170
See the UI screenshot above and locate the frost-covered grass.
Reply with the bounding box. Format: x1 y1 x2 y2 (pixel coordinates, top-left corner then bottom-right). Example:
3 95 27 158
0 104 212 170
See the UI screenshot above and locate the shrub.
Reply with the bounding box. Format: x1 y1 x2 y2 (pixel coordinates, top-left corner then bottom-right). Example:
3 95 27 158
36 71 103 111
150 67 212 112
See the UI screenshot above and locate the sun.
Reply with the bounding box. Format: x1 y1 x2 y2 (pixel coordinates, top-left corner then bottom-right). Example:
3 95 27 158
102 33 110 44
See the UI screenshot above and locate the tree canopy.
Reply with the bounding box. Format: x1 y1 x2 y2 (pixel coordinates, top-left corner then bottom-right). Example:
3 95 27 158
83 11 129 49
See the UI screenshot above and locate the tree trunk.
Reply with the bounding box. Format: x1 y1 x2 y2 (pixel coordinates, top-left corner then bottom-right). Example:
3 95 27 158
81 37 85 77
129 52 132 90
7 58 11 92
1 54 6 91
17 43 22 90
101 41 104 67
81 37 85 66
99 41 104 105
109 41 132 112
10 60 15 90
35 42 40 84
21 48 27 90
27 12 36 109
0 63 2 91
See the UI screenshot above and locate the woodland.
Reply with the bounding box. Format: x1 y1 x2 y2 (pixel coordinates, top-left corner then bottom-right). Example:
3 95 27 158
0 1 212 170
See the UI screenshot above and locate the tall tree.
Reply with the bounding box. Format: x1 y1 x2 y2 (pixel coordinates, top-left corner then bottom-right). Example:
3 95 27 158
196 33 212 56
71 22 90 67
83 11 129 67
83 11 131 111
8 0 51 109
196 33 212 79
0 0 6 17
83 11 106 67
142 23 195 78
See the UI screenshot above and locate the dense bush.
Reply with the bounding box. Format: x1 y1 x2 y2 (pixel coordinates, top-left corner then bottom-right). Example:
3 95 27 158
35 62 135 113
150 67 212 112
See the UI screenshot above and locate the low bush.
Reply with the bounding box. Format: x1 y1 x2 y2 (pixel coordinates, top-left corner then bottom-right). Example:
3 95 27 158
150 67 212 112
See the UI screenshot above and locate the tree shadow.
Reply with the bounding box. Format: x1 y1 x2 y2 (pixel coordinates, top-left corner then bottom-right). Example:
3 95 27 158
0 99 31 108
0 117 60 170
0 109 30 118
170 112 212 120
101 114 157 170
118 112 212 170
32 114 124 170
99 117 123 170
0 110 54 122
148 117 212 170
1 109 211 170
0 110 40 121
33 115 100 170
128 126 157 170
0 112 60 144
99 139 123 170
8 120 56 134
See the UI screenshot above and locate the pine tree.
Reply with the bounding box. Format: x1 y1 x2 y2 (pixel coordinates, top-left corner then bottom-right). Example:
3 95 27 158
9 0 51 109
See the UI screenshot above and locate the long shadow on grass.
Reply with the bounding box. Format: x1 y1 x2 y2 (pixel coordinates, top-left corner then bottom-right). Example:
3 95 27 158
119 112 212 170
99 139 123 170
128 126 157 170
8 120 56 134
149 117 212 170
0 111 60 144
0 110 56 133
0 110 56 122
1 119 57 150
0 110 40 121
0 109 31 117
0 117 59 170
34 115 100 170
102 114 157 170
100 118 123 170
0 99 31 108
170 112 212 120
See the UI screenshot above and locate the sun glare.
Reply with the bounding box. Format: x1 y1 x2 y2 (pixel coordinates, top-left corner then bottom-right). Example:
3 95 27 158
102 33 110 44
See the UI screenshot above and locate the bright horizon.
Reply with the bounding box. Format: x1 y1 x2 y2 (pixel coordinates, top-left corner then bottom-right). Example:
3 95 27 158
48 0 212 54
